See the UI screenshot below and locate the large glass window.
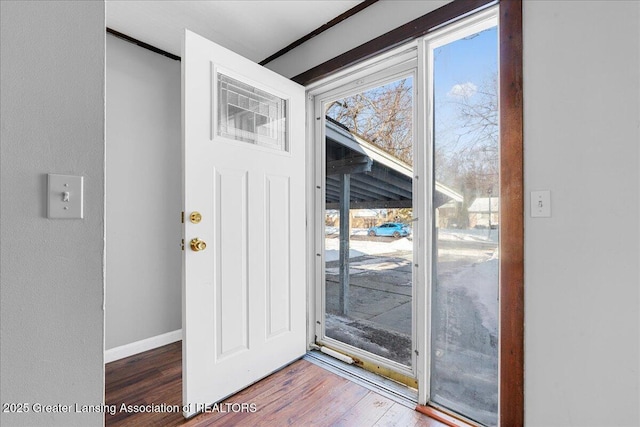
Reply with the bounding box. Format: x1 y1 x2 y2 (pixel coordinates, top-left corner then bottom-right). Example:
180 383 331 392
430 23 499 427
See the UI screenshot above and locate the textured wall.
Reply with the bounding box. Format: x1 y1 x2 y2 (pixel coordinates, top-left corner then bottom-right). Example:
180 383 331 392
0 1 106 426
105 34 182 350
523 1 639 425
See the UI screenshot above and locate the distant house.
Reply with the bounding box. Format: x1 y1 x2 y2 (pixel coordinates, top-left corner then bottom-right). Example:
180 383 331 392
468 197 499 228
435 199 461 228
325 208 385 229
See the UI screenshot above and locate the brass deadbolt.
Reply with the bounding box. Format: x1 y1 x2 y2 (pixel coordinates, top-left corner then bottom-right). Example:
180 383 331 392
190 238 207 252
190 212 202 224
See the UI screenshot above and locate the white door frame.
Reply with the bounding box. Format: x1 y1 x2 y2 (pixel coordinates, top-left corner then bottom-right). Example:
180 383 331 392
304 41 431 404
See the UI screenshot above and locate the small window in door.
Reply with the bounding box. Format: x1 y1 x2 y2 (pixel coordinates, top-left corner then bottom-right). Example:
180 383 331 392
217 73 288 151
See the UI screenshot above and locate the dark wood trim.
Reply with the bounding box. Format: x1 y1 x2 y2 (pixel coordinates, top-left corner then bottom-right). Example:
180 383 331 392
498 0 524 426
416 405 473 427
292 0 496 85
259 0 379 66
106 27 181 61
295 0 525 425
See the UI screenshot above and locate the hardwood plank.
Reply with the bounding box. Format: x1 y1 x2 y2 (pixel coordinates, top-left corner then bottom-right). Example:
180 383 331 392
375 402 447 427
238 368 355 426
332 391 395 426
190 363 350 426
178 362 322 426
278 378 370 425
416 405 471 427
105 343 444 427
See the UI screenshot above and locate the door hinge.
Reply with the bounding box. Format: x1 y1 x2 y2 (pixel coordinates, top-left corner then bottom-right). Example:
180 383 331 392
181 239 185 251
181 211 184 223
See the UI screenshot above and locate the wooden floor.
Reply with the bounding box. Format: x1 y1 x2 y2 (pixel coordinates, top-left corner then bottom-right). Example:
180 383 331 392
105 342 447 426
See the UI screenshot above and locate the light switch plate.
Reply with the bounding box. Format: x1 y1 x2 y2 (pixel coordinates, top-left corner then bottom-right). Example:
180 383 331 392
48 174 83 219
531 190 551 218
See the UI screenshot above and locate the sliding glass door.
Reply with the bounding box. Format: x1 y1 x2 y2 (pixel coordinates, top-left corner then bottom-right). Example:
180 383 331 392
310 6 499 426
428 11 499 426
322 73 417 374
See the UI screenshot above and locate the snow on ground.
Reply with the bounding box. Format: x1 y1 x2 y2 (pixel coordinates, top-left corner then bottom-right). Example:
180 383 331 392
325 227 413 262
324 236 406 262
324 227 499 337
445 258 499 335
324 227 494 262
439 228 498 243
324 228 498 332
325 255 410 275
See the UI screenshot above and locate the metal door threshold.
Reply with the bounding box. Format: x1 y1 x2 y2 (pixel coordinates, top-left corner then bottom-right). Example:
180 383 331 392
303 350 418 409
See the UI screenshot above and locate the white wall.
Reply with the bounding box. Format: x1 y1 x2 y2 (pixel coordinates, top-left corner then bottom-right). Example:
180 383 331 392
0 1 106 426
105 35 182 351
523 1 639 425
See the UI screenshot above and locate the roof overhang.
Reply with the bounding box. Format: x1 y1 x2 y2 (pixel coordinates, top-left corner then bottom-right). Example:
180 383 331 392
325 119 463 209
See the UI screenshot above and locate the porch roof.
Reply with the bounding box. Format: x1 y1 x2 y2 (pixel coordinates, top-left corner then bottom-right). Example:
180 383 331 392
325 118 463 209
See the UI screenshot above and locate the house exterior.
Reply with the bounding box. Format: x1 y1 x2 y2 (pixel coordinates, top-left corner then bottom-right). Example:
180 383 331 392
467 197 499 229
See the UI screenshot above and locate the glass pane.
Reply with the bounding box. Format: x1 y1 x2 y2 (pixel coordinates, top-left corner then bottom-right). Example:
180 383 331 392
431 26 499 426
217 73 287 151
324 77 414 367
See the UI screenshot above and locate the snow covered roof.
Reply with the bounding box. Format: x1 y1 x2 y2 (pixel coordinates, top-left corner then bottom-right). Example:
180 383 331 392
468 197 500 213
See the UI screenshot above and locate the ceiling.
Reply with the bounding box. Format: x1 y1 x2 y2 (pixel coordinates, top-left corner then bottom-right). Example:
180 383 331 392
106 1 362 64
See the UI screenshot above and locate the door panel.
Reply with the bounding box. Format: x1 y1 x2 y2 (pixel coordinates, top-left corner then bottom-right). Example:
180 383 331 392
182 30 306 418
216 168 248 359
265 174 292 338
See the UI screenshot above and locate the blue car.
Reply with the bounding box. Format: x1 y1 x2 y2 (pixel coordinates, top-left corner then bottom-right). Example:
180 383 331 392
368 222 410 238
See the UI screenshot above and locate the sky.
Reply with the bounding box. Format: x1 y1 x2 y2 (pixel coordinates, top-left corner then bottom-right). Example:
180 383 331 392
433 26 498 103
432 25 499 188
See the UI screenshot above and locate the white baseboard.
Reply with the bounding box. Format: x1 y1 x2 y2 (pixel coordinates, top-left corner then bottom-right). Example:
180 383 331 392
105 329 182 363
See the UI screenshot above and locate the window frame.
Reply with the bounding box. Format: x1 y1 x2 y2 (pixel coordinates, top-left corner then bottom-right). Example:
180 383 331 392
423 8 500 424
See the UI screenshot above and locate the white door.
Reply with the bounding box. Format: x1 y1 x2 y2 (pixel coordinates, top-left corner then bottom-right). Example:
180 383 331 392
182 30 306 418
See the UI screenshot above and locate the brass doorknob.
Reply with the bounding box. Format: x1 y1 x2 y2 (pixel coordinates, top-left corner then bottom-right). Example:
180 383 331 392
190 211 202 224
190 238 207 252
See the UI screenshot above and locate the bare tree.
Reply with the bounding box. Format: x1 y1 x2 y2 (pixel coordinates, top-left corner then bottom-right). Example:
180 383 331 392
435 74 499 196
325 72 499 228
326 78 413 165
